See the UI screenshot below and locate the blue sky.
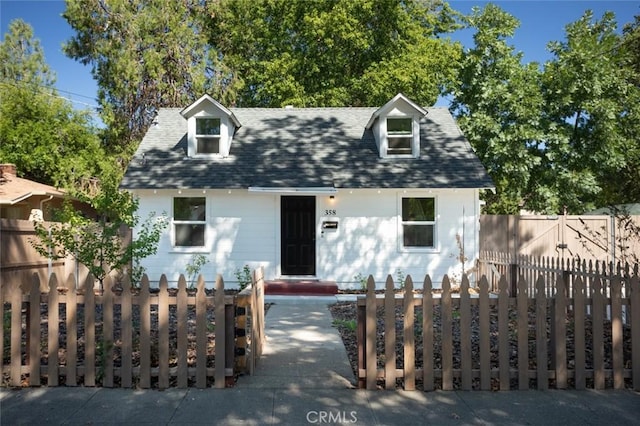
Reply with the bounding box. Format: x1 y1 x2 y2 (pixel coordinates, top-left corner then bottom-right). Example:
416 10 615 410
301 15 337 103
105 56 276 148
1 0 639 113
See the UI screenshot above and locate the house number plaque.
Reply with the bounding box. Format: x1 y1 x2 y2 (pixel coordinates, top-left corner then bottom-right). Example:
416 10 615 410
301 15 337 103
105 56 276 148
324 209 337 216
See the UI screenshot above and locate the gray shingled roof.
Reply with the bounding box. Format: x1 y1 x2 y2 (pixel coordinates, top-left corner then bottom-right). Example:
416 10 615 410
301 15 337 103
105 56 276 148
120 106 493 190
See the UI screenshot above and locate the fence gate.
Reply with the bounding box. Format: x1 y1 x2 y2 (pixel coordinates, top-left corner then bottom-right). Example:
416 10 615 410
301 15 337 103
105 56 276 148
480 215 613 262
235 267 266 375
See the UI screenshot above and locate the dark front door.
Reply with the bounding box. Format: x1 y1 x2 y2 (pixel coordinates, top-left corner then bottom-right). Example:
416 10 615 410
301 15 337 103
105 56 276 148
281 196 316 275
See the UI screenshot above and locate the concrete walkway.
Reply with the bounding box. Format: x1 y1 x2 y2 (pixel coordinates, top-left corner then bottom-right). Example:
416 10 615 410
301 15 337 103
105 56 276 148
239 296 355 389
2 295 640 425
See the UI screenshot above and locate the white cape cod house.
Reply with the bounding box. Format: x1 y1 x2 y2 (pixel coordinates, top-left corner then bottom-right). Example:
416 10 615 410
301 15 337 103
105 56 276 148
120 93 493 289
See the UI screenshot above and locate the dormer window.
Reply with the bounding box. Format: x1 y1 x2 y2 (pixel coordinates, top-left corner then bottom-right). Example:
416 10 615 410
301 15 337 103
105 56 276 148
196 118 221 154
181 94 242 158
387 118 413 155
365 93 427 159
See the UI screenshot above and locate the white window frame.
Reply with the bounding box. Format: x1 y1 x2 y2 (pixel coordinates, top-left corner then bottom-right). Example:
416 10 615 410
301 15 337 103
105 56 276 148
397 194 438 252
386 117 414 157
172 196 208 252
195 117 221 155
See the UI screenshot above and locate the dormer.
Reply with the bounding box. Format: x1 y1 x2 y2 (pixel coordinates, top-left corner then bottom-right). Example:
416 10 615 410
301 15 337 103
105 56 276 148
365 93 427 159
180 94 241 158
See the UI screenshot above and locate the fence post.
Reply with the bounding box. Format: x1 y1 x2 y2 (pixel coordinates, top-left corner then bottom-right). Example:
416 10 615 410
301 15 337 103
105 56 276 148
365 275 377 390
517 275 528 390
356 298 366 389
28 273 40 386
242 267 266 376
403 276 415 391
47 273 60 386
235 288 249 374
384 275 395 390
592 277 605 389
103 275 114 388
554 275 567 389
158 275 169 389
225 301 235 387
84 274 96 387
195 275 207 388
535 276 548 390
257 267 265 354
610 276 624 389
214 275 226 388
121 275 132 389
441 275 453 391
478 275 491 390
9 280 22 387
139 274 151 389
176 275 188 389
460 275 472 390
574 277 586 389
422 275 434 391
497 275 510 390
253 266 266 368
66 273 78 387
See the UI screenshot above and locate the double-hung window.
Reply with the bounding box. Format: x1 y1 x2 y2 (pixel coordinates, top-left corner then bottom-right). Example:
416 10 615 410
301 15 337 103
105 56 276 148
401 197 435 248
173 197 206 247
387 118 413 155
195 118 221 154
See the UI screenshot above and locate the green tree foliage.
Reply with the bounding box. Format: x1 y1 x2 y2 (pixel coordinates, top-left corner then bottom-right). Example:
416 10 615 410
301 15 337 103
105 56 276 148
0 19 54 88
63 0 222 153
540 10 638 213
0 19 113 190
596 15 640 206
451 6 640 214
206 0 462 107
450 4 544 214
31 180 168 286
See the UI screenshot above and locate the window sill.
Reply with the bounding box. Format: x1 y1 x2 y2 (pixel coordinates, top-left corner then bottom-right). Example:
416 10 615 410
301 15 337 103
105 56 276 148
170 247 210 254
384 154 418 159
399 247 440 254
190 153 225 159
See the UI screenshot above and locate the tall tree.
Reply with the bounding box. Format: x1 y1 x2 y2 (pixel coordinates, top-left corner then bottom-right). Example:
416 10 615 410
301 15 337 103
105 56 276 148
449 5 544 214
0 19 112 190
0 19 55 88
206 0 462 107
451 6 640 214
63 0 223 154
541 10 639 213
595 15 640 206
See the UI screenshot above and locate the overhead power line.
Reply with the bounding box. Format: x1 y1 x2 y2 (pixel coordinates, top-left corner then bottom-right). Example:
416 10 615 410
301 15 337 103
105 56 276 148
0 78 100 111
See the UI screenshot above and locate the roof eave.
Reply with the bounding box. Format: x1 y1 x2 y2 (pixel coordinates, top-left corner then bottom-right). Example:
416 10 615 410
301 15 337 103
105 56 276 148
365 93 428 129
180 94 242 128
0 189 66 205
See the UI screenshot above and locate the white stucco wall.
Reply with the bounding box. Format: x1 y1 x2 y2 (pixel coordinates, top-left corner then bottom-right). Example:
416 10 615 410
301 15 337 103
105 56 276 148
131 188 480 289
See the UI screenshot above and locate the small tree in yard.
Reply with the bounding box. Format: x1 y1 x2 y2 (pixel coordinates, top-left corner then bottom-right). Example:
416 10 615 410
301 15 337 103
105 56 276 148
185 254 209 289
31 181 167 287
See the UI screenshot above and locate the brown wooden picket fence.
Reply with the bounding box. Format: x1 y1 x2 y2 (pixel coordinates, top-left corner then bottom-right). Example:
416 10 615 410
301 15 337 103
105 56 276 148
479 251 639 298
1 269 265 389
357 271 640 391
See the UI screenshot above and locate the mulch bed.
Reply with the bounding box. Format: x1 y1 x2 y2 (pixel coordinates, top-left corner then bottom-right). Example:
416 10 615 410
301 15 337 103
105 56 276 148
329 300 633 390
